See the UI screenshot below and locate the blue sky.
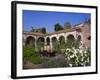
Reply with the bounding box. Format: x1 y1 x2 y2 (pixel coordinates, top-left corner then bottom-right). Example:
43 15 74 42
23 10 90 32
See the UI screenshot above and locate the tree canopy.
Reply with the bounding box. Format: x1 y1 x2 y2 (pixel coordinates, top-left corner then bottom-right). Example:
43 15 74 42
64 22 71 29
54 23 63 31
31 27 46 34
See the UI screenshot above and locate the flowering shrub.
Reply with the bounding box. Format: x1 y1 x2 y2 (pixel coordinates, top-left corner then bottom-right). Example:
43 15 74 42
65 47 91 67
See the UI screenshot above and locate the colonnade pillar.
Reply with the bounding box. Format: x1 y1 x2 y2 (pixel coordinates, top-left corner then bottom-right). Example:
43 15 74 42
35 38 37 51
44 37 47 45
50 38 52 51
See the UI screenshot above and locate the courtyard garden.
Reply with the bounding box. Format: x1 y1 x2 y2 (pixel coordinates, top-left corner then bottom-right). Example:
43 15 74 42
23 38 91 69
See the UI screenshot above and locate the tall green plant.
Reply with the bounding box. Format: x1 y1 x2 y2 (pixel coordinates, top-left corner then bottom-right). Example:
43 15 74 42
23 45 43 64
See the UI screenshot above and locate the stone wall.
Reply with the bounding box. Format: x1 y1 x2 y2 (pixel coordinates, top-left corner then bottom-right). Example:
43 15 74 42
82 23 91 48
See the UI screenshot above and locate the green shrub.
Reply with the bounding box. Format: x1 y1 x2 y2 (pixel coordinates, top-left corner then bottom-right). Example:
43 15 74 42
23 45 43 64
30 56 43 64
52 39 80 54
52 41 61 53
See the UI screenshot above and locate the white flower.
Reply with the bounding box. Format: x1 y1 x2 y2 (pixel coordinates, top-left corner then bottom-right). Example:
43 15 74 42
67 57 70 60
70 55 75 58
87 58 89 63
65 52 68 56
80 63 84 66
80 52 84 56
76 49 80 53
72 47 75 50
74 49 77 54
79 50 83 54
81 57 84 62
66 48 71 52
69 64 72 67
65 47 90 67
79 45 83 49
84 50 87 53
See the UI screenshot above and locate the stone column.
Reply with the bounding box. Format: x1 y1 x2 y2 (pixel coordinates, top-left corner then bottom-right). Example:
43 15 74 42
56 36 59 41
44 37 47 45
50 38 52 52
35 37 37 51
23 38 25 46
64 35 67 42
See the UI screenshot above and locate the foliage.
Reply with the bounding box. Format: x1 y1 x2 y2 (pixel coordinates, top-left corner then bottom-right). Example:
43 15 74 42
31 27 46 34
54 23 63 31
51 37 91 67
65 40 80 49
30 56 43 64
52 37 80 53
59 40 66 51
37 42 44 51
41 27 46 34
52 40 61 53
65 47 91 67
23 45 43 64
64 22 71 29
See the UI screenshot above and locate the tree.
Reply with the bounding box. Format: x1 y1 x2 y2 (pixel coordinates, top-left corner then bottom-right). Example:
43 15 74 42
30 27 46 34
54 23 63 31
36 27 46 34
64 22 71 29
41 27 46 34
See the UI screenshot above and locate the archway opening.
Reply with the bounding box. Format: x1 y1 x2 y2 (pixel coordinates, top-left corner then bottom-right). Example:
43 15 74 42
37 37 45 51
67 34 75 42
26 36 35 47
46 37 50 45
52 37 58 51
52 37 57 43
59 36 65 44
52 37 57 46
66 34 75 48
59 36 65 49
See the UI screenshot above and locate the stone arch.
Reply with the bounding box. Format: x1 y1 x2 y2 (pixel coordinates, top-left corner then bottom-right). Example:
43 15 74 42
25 36 35 47
52 37 57 45
37 37 45 45
67 34 75 42
59 36 66 49
46 37 50 45
37 37 45 51
59 36 65 44
51 37 58 51
66 34 75 48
